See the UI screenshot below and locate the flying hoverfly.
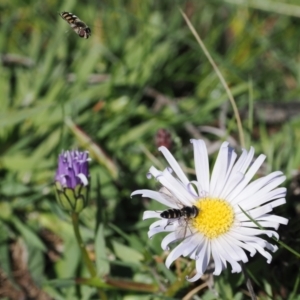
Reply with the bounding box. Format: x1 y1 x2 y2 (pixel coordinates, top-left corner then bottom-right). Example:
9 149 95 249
159 187 199 239
59 11 91 39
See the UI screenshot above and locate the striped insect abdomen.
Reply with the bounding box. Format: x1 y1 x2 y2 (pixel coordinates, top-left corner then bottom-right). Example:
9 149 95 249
160 208 182 219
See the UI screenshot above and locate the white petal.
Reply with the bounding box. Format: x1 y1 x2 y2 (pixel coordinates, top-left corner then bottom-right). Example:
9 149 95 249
149 219 165 229
165 245 184 268
186 270 202 282
214 146 238 197
265 241 278 252
211 239 227 275
248 242 273 263
165 243 187 269
239 147 255 173
159 146 194 191
132 189 178 208
225 147 254 177
220 171 244 200
189 235 206 260
159 186 195 210
148 224 175 239
77 173 88 186
213 238 242 273
191 139 210 194
182 236 199 257
257 214 288 225
161 232 180 250
210 142 229 196
229 230 269 247
152 168 196 206
218 235 248 263
143 211 161 219
165 238 197 268
240 188 286 210
240 221 279 229
195 239 210 273
148 166 162 178
187 182 199 198
271 198 286 208
237 204 273 221
236 227 279 239
230 148 247 174
232 172 285 206
187 239 210 282
224 233 257 257
235 172 283 202
227 154 266 202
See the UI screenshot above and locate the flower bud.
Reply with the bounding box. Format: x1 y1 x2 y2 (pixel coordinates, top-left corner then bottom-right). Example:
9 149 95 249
54 150 90 213
155 129 172 150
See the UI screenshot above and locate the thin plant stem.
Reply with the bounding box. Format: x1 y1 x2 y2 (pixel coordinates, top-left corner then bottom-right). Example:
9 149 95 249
76 276 159 293
241 262 257 300
180 9 245 148
182 282 208 300
290 270 300 299
239 205 300 258
71 212 107 300
248 77 254 131
164 261 195 297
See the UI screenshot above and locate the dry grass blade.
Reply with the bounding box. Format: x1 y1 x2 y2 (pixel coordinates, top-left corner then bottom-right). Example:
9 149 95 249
182 282 208 300
180 8 245 148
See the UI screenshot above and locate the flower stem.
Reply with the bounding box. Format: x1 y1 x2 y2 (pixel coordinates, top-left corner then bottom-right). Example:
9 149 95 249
164 261 196 297
71 212 107 300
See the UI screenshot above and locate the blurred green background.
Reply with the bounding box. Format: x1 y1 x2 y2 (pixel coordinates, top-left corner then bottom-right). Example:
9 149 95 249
1 0 300 299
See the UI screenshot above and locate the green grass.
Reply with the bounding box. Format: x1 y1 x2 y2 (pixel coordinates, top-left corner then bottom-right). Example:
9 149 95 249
0 0 300 299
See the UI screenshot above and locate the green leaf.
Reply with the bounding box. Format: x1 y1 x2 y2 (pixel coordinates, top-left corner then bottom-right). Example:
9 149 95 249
0 104 52 128
55 235 80 278
12 217 46 251
111 240 144 265
0 221 11 276
116 119 159 147
27 245 45 285
95 223 110 277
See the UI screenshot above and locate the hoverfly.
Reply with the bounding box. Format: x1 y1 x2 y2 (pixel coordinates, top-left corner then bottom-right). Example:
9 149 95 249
59 11 91 39
160 206 199 222
159 187 199 239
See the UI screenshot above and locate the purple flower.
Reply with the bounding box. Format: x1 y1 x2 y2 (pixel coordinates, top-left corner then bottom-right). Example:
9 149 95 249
54 150 90 212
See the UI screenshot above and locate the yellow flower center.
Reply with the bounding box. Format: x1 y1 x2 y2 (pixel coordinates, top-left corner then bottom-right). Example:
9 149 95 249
192 197 234 239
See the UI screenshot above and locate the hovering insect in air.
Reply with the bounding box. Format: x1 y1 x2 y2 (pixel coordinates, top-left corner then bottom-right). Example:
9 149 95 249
59 11 91 39
159 187 200 238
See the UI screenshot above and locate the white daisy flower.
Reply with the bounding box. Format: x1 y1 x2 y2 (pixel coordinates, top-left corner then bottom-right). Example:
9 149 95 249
131 139 288 282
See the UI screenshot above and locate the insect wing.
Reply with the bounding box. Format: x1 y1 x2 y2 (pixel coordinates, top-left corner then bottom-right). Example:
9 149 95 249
59 11 91 39
175 217 194 240
162 188 197 237
159 186 196 240
159 186 182 209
